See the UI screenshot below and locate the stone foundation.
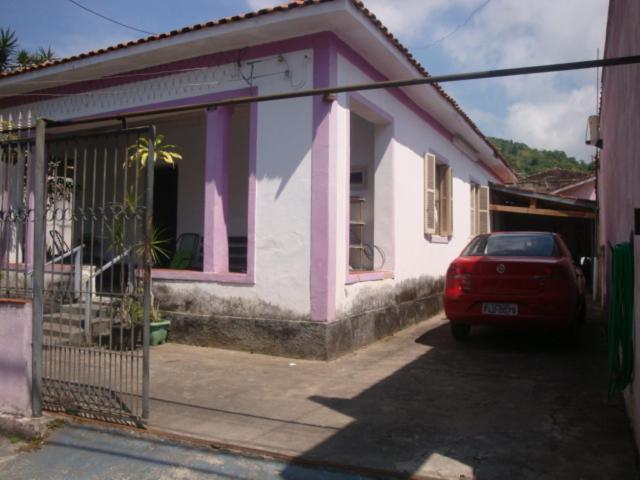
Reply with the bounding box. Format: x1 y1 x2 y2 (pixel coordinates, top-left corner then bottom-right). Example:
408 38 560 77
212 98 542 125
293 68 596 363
157 276 443 360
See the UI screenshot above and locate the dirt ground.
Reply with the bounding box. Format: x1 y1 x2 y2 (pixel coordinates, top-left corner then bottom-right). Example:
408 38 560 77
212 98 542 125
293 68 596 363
146 308 638 479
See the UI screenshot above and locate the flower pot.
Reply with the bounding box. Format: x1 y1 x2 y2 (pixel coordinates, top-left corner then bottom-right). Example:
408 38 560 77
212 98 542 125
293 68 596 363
150 320 171 346
108 324 142 351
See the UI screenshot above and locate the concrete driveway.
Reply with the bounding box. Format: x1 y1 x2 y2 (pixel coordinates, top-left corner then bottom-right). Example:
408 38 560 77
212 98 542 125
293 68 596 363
146 309 637 479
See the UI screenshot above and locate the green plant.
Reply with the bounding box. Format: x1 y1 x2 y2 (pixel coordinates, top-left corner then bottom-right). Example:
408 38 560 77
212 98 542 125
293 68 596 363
0 28 18 72
113 292 144 328
0 27 56 72
127 134 182 168
117 133 181 266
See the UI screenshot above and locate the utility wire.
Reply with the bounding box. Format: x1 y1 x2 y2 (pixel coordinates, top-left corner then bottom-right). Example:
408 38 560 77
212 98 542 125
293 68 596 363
42 54 640 129
2 54 639 132
412 0 492 50
66 0 156 36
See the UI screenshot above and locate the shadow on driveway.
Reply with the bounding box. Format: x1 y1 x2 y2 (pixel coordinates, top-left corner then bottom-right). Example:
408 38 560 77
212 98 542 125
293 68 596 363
282 317 637 479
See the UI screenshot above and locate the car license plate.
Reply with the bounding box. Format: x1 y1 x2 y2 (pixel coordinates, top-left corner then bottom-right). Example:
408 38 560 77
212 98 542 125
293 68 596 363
482 303 518 316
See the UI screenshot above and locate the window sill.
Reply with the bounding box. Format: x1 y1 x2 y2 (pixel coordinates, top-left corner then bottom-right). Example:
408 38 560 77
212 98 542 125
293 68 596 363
151 268 255 285
427 235 451 244
346 270 394 285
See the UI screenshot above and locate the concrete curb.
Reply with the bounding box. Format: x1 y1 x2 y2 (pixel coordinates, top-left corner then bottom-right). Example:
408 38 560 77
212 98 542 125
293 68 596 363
0 413 52 440
49 413 446 480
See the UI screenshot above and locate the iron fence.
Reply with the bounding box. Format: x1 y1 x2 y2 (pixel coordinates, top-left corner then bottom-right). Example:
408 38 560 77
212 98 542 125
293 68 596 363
0 120 155 425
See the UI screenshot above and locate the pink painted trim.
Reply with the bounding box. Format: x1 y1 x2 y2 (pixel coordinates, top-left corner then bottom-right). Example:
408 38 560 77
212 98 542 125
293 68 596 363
0 32 331 110
75 87 253 123
151 268 254 284
345 93 395 285
245 101 257 283
333 34 504 182
346 270 393 285
333 34 453 142
310 33 338 323
78 85 258 283
204 107 232 273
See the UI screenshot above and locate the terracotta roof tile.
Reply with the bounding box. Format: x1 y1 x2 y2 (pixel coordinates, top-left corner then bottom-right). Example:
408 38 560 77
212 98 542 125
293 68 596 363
0 0 513 177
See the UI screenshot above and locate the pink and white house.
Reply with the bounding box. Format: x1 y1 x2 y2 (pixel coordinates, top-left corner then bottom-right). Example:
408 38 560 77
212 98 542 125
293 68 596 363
0 0 516 359
599 0 640 451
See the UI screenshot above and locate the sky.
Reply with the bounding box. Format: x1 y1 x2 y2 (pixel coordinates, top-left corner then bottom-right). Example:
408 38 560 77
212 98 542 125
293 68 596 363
2 0 609 162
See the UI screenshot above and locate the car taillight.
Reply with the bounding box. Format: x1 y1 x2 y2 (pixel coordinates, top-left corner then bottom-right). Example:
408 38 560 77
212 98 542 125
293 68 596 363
447 263 472 293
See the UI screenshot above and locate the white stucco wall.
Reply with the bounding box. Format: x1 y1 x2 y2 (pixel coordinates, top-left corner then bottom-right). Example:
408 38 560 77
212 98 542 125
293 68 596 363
0 49 315 316
335 53 500 315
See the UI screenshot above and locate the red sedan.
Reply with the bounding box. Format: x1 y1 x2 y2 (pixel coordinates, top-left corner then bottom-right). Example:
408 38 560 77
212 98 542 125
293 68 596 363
444 232 586 340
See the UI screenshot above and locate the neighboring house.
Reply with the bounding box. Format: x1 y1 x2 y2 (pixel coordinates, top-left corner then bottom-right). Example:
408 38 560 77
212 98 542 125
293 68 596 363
0 0 516 359
517 168 596 201
599 0 640 452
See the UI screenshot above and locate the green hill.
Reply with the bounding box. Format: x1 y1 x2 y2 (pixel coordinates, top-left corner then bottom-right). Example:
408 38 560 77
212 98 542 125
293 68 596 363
488 137 593 177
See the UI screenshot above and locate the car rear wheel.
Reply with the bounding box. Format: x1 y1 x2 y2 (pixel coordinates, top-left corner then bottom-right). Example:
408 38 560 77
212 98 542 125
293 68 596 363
450 323 471 341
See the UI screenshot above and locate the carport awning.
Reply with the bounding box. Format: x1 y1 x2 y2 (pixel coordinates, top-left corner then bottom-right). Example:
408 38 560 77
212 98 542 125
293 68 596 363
489 183 596 219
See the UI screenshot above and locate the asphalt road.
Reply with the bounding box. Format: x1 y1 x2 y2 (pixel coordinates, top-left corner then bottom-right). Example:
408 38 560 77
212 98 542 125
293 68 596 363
0 423 378 480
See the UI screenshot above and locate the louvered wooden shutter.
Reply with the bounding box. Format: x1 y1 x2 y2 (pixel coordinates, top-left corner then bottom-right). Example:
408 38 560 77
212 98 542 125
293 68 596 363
478 185 490 234
424 153 436 234
470 184 477 236
442 165 453 236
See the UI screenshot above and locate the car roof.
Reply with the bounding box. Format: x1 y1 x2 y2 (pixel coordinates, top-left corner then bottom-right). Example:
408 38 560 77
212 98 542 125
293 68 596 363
487 231 556 236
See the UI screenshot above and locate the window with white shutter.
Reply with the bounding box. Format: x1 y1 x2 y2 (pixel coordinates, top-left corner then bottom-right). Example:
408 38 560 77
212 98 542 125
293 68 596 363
424 153 454 237
424 153 436 235
478 185 490 234
470 183 478 236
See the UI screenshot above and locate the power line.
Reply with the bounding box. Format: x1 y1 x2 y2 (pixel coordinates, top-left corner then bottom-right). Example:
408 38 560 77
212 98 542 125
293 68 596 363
42 54 639 129
2 54 638 133
66 0 156 36
412 0 492 50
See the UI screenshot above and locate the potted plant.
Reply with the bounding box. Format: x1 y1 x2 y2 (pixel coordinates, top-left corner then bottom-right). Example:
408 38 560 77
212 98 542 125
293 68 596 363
110 134 182 347
110 291 144 350
149 298 170 346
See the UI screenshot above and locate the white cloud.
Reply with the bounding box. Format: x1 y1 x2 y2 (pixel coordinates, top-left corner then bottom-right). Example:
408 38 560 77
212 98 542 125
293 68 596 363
437 0 607 161
505 85 599 161
245 0 608 162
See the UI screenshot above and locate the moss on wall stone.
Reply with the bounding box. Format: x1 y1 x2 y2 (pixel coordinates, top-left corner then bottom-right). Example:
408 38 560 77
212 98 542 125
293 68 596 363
154 275 444 360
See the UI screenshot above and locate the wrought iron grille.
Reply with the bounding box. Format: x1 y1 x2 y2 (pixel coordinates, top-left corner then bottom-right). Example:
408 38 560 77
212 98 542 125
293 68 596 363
0 122 155 425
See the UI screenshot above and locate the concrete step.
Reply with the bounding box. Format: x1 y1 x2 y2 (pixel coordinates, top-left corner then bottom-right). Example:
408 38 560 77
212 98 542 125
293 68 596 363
59 301 114 317
43 312 112 328
43 316 112 340
42 321 84 345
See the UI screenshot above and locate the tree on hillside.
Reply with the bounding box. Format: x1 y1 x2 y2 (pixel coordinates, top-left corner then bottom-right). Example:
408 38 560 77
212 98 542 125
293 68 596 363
0 27 56 73
488 137 594 177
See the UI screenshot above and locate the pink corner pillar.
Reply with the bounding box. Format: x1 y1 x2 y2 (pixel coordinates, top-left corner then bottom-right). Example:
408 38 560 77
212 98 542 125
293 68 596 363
0 299 32 417
203 107 232 273
310 35 338 322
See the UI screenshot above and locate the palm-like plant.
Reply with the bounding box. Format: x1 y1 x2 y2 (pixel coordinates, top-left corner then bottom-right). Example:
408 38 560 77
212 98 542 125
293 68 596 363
34 47 56 64
127 134 182 168
15 49 32 67
0 28 18 72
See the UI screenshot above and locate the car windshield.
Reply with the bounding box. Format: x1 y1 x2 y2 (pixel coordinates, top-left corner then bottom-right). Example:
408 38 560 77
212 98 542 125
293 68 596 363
463 234 557 257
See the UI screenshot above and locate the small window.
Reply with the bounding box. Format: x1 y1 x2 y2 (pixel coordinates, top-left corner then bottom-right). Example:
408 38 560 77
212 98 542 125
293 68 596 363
424 153 453 237
470 182 490 236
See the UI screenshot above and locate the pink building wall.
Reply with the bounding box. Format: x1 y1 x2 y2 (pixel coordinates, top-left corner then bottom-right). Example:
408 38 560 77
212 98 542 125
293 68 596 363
556 179 596 201
599 0 640 450
0 299 32 417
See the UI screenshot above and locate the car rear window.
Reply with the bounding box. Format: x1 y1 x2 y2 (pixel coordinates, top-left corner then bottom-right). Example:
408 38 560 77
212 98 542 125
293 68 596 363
463 234 558 257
